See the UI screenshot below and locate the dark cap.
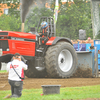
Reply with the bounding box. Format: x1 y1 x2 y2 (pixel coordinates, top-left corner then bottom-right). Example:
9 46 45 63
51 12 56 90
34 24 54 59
14 53 20 56
14 53 21 58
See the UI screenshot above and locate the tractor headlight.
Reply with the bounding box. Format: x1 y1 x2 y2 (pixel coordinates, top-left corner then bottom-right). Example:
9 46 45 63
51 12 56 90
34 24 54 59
7 48 9 51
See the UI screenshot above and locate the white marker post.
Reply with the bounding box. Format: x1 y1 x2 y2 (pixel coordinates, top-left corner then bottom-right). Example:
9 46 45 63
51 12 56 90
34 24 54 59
54 0 59 36
54 0 67 36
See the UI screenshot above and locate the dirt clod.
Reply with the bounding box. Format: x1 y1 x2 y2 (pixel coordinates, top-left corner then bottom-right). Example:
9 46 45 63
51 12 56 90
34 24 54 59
71 67 93 78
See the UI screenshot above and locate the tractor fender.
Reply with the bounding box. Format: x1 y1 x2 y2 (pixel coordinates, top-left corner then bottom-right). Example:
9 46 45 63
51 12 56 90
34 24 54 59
46 37 73 45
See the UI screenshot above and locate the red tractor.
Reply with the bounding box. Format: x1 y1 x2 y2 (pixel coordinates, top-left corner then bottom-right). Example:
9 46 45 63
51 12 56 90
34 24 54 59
0 17 77 78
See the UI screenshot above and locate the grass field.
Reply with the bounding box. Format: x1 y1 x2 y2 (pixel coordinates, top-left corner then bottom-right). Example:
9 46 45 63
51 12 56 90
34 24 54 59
0 85 100 100
0 70 7 73
0 70 100 100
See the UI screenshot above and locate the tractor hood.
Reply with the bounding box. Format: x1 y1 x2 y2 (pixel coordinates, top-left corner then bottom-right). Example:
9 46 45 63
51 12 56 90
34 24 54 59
0 31 36 40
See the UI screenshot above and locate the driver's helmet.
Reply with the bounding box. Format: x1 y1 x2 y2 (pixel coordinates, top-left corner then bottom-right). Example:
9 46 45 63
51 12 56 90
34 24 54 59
41 21 48 29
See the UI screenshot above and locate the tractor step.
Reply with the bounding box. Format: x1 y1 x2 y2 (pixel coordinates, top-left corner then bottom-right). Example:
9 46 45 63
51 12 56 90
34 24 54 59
36 48 44 52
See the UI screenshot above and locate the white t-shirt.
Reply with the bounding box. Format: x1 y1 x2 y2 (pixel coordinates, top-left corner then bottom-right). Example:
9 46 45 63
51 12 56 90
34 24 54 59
7 59 28 81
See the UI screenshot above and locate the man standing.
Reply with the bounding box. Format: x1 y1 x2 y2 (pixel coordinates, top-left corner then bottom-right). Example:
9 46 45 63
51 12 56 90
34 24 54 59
6 53 28 98
86 37 94 46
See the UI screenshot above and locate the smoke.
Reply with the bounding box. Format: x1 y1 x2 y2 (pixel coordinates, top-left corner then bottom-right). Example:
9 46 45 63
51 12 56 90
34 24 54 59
21 0 51 23
21 0 35 23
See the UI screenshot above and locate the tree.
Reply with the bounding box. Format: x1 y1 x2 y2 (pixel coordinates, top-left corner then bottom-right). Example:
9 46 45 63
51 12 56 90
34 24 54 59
0 14 21 31
0 0 20 18
56 1 93 39
24 7 53 32
23 0 93 40
95 31 100 39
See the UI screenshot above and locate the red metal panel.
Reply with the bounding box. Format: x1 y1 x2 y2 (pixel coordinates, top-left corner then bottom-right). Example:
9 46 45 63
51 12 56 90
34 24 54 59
46 37 56 45
1 31 36 40
7 40 35 56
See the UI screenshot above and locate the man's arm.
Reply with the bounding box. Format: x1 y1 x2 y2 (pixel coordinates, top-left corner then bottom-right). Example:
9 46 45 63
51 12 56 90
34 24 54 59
6 62 11 72
21 61 28 70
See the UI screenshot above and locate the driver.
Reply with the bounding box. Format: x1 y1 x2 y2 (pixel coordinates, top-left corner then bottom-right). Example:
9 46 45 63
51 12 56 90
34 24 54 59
39 21 48 46
39 21 48 36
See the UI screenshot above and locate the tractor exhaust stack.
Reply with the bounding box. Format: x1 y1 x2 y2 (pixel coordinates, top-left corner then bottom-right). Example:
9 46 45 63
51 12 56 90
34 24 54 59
21 23 24 32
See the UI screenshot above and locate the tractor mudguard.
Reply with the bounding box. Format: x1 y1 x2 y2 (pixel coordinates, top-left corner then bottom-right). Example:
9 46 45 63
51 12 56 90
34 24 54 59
0 54 28 63
46 37 73 45
0 54 13 63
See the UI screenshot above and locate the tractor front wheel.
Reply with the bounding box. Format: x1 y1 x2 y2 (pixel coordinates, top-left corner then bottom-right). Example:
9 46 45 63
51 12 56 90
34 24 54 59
24 60 48 78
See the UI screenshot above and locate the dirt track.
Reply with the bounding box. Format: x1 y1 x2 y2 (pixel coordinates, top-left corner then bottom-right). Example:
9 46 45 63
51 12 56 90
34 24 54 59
0 73 100 91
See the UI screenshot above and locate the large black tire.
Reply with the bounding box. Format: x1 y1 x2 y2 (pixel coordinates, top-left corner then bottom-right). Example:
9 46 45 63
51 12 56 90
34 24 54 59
24 60 48 78
45 41 78 78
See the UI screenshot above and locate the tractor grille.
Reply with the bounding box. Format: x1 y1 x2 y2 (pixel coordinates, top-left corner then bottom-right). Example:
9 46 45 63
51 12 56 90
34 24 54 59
0 40 9 51
0 32 8 35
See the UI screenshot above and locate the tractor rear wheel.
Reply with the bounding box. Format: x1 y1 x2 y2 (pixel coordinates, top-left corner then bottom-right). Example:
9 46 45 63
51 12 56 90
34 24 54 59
45 41 77 78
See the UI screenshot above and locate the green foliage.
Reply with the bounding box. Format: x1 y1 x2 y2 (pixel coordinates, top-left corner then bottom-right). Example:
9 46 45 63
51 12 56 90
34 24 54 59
0 0 20 18
0 70 7 73
95 32 100 39
0 85 100 100
56 1 93 39
25 7 53 32
24 1 93 40
0 14 21 31
0 0 93 39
